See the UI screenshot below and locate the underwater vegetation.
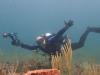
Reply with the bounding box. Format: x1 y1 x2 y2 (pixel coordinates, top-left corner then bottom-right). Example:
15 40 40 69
51 39 72 75
0 39 100 75
51 39 100 75
0 58 50 75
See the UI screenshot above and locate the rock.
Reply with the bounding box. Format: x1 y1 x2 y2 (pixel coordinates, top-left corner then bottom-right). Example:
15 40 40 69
24 69 60 75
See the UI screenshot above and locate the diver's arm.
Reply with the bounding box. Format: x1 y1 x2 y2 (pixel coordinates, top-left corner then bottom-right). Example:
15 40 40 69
20 43 40 50
11 40 40 50
56 20 74 37
51 20 74 41
2 32 40 50
14 39 40 51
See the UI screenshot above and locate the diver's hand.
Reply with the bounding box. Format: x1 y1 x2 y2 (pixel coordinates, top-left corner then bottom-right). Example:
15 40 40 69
11 40 21 46
64 20 74 27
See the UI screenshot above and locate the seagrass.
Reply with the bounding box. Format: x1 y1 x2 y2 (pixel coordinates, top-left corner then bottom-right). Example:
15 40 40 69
51 39 72 75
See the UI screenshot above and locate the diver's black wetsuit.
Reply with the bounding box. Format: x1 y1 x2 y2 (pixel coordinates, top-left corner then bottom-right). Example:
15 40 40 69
11 20 74 55
3 20 91 55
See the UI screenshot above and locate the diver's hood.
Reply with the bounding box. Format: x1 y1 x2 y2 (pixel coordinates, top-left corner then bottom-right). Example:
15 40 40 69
36 33 52 45
36 33 52 40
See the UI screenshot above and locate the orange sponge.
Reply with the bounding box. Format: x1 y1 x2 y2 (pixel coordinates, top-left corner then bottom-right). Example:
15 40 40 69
24 69 60 75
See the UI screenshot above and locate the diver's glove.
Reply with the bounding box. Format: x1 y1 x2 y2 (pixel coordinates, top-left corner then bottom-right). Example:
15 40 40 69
64 20 74 28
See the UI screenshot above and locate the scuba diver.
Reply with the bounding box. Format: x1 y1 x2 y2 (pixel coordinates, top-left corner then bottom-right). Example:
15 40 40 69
2 20 97 55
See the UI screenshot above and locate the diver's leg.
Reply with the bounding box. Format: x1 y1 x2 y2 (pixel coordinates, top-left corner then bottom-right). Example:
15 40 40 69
89 27 100 33
71 27 90 50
